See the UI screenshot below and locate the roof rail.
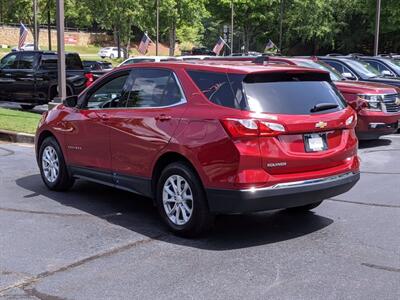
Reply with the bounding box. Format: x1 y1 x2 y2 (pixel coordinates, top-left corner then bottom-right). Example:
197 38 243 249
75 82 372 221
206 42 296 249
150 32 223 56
253 55 270 64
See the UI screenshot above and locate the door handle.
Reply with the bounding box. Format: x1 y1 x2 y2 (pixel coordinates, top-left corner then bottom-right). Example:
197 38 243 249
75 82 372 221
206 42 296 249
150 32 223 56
155 114 171 121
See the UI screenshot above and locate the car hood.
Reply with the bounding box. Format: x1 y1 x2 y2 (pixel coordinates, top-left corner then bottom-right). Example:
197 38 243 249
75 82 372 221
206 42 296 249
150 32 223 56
334 80 399 95
364 77 400 87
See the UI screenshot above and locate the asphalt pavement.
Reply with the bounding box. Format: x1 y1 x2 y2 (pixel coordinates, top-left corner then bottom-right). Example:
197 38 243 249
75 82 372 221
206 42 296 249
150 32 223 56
0 137 399 299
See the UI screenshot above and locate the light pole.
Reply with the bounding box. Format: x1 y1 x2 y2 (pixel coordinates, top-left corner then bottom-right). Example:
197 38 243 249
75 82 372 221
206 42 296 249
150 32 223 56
47 0 52 51
373 0 381 56
55 0 66 105
230 1 234 54
33 0 39 50
156 0 159 56
279 0 284 53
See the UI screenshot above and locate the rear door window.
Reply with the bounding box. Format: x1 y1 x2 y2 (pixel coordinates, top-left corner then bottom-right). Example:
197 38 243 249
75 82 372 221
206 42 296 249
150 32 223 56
125 68 184 108
18 53 38 69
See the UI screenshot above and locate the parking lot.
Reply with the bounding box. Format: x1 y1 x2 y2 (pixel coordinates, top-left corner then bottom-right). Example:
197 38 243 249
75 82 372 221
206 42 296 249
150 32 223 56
0 136 399 299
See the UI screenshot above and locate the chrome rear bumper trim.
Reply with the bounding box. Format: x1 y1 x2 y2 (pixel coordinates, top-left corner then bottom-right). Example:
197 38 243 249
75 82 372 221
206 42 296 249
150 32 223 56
241 171 358 192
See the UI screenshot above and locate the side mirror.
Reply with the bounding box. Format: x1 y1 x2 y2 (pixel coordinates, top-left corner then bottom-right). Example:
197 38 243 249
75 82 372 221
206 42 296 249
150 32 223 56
381 70 393 77
63 95 78 107
342 72 355 80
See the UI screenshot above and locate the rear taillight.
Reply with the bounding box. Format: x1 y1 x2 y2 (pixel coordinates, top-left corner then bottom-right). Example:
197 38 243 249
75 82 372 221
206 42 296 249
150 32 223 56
84 73 94 87
220 118 285 138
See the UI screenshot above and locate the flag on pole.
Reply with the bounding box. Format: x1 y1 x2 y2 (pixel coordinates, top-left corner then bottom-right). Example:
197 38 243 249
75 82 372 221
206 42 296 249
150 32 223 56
138 33 152 55
18 22 28 50
212 37 227 56
264 39 278 53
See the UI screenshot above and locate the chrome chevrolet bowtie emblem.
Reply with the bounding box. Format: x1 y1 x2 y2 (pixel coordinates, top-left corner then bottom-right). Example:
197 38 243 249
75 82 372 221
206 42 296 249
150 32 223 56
315 121 327 129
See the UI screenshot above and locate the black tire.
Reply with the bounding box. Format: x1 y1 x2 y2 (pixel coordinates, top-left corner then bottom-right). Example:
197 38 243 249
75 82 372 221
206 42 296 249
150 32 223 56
156 162 214 237
110 53 115 59
286 201 323 212
20 104 35 110
38 136 74 191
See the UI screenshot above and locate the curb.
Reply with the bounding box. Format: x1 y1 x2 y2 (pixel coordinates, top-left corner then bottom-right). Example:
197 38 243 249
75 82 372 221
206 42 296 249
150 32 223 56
0 130 35 144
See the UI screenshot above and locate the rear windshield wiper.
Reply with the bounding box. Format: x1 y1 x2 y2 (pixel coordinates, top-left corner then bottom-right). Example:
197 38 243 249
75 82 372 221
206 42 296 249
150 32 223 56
310 103 339 113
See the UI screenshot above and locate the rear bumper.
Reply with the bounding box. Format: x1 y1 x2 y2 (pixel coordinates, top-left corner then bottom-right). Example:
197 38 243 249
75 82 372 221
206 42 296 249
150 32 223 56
206 171 360 213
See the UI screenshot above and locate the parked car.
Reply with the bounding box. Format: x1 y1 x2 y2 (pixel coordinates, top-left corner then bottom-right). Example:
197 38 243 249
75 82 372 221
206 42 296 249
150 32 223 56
98 47 125 59
11 43 38 52
266 57 400 140
35 62 360 236
357 56 400 78
191 47 216 56
319 56 400 88
83 60 113 80
0 51 93 110
118 56 182 67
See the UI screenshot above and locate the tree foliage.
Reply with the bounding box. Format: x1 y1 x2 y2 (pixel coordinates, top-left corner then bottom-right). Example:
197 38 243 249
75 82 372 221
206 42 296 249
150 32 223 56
0 0 399 54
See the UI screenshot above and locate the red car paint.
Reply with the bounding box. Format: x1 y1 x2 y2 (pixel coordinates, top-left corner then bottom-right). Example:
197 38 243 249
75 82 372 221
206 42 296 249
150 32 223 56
36 62 360 213
264 57 400 139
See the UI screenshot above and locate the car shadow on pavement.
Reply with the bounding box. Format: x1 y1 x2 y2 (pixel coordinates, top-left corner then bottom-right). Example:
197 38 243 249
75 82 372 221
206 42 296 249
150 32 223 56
359 138 392 149
16 174 333 251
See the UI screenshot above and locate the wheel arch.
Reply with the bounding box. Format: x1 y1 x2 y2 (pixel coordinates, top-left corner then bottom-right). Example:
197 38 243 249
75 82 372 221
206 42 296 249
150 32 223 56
151 152 204 200
36 130 60 160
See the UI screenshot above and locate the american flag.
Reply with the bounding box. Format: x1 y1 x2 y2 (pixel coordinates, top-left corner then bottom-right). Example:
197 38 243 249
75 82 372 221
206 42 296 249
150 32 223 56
264 39 277 52
212 37 226 56
138 33 152 55
18 22 28 50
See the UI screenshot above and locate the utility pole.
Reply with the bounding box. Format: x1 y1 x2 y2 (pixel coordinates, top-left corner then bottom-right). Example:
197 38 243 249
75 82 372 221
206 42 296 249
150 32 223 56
55 0 66 103
230 1 234 54
373 0 381 56
279 0 284 53
33 0 39 50
156 0 159 56
47 0 52 51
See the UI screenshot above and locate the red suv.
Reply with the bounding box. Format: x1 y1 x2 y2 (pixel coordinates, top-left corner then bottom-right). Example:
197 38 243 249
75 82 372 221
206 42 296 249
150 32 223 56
264 57 400 140
35 62 360 236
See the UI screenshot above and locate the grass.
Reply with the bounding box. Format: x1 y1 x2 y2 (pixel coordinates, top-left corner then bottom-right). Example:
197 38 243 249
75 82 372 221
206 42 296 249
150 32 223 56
0 108 41 134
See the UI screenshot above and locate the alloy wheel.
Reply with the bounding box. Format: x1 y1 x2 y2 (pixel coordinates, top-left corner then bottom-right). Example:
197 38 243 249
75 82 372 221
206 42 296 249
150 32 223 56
42 146 60 183
162 175 194 226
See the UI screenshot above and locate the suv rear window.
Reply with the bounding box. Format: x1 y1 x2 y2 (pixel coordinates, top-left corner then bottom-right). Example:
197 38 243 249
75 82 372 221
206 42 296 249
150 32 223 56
188 70 346 114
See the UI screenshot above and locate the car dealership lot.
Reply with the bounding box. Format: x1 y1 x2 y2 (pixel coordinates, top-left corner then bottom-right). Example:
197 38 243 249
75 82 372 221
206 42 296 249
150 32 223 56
0 137 399 299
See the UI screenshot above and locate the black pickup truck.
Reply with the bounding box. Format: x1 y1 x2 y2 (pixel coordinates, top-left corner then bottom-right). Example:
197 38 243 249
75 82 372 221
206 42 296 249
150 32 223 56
0 51 93 109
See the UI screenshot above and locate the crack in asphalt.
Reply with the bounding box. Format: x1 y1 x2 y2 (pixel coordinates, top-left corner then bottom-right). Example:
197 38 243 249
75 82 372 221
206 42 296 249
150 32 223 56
361 263 400 273
0 207 91 218
0 234 166 296
0 146 15 156
328 198 400 208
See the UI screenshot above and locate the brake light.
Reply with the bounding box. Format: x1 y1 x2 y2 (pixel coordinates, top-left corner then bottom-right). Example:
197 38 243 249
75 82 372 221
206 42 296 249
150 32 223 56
85 73 94 87
220 118 285 138
259 121 286 136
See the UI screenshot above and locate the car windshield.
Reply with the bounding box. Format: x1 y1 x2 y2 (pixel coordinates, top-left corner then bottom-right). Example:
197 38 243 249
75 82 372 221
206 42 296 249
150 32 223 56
293 59 343 81
381 58 400 74
343 59 381 78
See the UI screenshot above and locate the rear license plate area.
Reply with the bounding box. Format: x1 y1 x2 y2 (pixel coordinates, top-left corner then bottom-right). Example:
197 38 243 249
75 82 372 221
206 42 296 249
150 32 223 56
304 133 328 152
